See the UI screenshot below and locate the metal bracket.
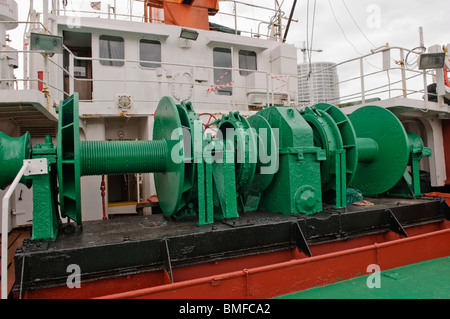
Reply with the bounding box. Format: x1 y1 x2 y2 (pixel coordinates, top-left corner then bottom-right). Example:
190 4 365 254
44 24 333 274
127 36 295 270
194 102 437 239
292 222 312 257
440 198 450 221
161 238 174 283
18 255 26 299
23 159 48 176
385 209 408 237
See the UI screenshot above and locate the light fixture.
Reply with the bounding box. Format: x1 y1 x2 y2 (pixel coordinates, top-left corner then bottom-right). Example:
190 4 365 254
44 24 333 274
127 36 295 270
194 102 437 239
180 28 199 41
30 33 63 54
419 52 446 70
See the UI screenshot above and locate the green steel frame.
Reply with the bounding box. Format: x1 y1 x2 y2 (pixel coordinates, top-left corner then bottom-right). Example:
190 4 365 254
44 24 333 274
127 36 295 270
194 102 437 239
0 94 433 240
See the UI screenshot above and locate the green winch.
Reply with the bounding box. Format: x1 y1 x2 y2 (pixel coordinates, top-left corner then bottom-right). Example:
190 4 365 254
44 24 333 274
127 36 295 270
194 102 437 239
0 94 431 240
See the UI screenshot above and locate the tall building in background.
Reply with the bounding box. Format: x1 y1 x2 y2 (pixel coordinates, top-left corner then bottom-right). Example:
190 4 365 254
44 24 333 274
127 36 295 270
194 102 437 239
297 62 340 108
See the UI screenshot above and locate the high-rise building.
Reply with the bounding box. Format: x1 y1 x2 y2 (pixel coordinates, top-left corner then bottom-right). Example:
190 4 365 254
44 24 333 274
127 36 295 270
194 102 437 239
297 62 340 108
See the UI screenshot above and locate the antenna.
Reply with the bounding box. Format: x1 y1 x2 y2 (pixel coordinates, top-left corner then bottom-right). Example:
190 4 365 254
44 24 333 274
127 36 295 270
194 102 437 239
298 41 323 63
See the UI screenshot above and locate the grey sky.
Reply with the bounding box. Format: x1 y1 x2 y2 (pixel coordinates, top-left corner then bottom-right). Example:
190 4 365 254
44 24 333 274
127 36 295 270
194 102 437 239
287 0 450 63
12 0 449 60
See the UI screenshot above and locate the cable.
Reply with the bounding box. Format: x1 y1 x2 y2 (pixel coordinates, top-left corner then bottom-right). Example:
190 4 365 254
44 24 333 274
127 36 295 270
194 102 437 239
328 0 364 56
306 0 309 70
305 0 316 79
341 0 376 48
405 46 426 69
308 0 317 74
328 0 384 71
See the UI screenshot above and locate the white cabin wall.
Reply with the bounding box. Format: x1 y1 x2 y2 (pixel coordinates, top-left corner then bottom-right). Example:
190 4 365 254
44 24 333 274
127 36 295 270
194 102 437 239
61 20 299 118
80 119 105 221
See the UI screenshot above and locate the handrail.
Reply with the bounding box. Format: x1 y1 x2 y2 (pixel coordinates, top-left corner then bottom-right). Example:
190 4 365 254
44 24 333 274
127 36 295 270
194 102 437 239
1 161 30 299
5 39 439 111
49 44 297 107
50 0 293 41
296 46 437 107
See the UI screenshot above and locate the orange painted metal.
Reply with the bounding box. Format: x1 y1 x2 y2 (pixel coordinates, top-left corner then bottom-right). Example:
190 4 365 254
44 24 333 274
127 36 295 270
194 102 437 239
424 192 450 205
144 0 219 29
163 2 209 29
20 221 450 299
98 223 450 299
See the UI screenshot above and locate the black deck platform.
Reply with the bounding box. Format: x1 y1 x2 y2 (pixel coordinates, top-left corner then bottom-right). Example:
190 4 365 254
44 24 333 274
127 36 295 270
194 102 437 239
13 196 450 293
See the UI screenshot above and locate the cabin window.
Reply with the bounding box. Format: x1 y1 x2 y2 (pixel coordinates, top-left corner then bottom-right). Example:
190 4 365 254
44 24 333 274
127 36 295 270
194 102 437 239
213 47 232 95
139 39 161 68
99 35 125 67
239 50 257 76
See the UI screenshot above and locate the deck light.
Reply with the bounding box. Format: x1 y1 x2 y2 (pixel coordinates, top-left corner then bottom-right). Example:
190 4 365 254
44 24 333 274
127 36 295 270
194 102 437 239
419 52 446 69
30 33 63 55
180 28 199 41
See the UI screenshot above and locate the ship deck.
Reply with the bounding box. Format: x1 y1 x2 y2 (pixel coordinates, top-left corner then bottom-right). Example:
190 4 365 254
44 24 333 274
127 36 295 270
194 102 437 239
276 256 450 299
9 196 450 299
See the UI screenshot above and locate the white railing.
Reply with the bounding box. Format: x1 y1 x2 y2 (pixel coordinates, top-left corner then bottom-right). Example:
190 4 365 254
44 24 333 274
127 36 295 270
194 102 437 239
1 161 29 299
296 46 437 109
213 0 298 40
8 42 298 110
4 44 440 113
50 0 295 41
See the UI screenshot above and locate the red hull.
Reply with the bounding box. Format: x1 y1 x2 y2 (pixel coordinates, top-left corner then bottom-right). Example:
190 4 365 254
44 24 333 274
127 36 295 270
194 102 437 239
20 220 450 299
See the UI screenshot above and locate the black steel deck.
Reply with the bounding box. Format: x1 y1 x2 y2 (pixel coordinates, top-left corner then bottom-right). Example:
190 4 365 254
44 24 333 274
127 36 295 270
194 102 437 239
13 196 450 294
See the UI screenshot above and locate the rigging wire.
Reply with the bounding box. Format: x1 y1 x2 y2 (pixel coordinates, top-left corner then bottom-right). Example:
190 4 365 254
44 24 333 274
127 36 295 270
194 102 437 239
328 0 383 71
328 0 364 56
308 0 317 78
306 0 309 68
341 0 376 49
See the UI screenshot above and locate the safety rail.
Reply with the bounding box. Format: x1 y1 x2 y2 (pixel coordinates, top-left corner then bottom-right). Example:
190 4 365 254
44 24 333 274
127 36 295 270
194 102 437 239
8 1 300 110
3 14 440 114
1 161 29 299
7 42 298 111
49 0 295 41
297 46 437 109
58 45 438 110
4 45 441 114
212 0 298 40
4 41 443 115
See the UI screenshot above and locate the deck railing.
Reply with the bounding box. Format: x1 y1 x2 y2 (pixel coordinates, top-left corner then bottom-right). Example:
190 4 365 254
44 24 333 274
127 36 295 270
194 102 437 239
1 161 30 299
4 39 300 111
2 44 441 114
50 0 296 41
296 46 437 110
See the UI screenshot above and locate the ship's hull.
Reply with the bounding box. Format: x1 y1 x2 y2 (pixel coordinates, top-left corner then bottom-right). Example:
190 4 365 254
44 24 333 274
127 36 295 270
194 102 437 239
12 196 450 299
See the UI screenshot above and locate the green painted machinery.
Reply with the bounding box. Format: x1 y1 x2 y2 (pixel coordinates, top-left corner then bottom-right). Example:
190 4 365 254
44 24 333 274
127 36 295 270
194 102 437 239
0 131 31 190
300 103 431 208
0 94 431 240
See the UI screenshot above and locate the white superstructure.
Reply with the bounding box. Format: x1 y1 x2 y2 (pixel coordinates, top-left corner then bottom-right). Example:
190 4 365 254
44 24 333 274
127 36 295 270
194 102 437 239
1 0 300 227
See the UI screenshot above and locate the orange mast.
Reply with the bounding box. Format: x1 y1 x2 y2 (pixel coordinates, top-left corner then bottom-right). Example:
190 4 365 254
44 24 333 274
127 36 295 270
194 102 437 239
144 0 219 30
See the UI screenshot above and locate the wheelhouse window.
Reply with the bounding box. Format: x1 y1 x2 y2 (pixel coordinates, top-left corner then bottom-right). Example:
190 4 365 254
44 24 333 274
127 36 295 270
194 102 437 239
213 47 232 95
239 50 257 76
99 35 124 67
139 39 161 68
